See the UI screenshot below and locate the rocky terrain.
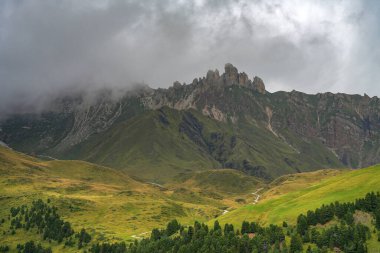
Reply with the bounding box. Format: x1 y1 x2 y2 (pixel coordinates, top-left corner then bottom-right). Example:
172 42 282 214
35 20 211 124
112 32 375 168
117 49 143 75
1 63 380 181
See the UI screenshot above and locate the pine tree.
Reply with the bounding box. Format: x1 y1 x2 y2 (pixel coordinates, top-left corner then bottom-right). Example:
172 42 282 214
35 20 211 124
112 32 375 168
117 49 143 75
213 220 221 232
296 214 308 235
166 219 180 236
290 234 303 253
344 211 354 225
150 228 161 241
241 221 249 234
375 209 380 230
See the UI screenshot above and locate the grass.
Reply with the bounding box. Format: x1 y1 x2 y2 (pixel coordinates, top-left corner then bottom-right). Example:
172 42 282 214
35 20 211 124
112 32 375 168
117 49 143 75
1 145 380 251
213 165 380 228
0 146 260 249
60 108 220 183
173 169 263 195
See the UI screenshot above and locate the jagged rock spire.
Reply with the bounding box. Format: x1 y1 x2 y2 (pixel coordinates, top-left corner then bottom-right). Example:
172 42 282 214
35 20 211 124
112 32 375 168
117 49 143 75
206 69 220 83
224 63 239 85
253 76 266 94
171 63 266 94
223 63 266 93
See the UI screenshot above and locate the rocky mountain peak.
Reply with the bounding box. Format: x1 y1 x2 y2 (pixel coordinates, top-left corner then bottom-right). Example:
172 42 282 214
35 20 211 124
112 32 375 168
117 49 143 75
253 76 266 94
169 63 266 95
173 81 182 88
206 69 220 83
222 63 264 93
202 63 266 93
224 63 239 85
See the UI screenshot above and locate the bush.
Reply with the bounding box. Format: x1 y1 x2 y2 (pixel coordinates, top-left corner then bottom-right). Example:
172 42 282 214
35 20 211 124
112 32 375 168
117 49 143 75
20 241 52 253
0 245 9 252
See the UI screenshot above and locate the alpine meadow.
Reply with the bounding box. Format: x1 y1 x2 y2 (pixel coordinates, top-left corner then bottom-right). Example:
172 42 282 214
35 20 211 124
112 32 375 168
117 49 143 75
1 0 380 252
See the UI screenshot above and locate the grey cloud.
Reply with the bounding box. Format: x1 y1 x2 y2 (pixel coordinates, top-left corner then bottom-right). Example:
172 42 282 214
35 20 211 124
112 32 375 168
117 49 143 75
0 0 379 115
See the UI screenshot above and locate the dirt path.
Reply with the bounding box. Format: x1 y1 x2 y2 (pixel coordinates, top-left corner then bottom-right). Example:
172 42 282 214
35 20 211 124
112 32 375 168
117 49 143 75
221 187 264 216
148 182 165 189
37 155 57 160
252 188 263 205
131 231 149 240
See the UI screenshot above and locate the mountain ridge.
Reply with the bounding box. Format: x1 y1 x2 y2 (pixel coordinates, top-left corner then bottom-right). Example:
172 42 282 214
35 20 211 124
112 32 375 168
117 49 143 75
1 63 379 181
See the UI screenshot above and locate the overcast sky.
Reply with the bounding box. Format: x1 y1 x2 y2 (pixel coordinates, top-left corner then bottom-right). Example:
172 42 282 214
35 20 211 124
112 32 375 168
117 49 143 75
0 0 380 113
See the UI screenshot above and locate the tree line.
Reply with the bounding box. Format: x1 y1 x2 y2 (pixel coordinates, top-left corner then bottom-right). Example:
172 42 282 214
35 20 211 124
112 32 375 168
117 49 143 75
1 199 91 252
2 192 380 252
92 192 380 253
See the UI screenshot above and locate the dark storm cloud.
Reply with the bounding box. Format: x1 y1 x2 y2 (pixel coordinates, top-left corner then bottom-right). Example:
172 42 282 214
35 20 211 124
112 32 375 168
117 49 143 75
0 0 379 114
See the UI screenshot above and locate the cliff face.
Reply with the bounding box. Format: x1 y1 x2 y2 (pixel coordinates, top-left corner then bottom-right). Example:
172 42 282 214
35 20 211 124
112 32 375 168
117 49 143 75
139 64 380 170
1 63 379 181
268 91 380 168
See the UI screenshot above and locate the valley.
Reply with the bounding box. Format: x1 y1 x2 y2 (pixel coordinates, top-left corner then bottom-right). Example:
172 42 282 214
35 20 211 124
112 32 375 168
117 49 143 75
1 145 380 252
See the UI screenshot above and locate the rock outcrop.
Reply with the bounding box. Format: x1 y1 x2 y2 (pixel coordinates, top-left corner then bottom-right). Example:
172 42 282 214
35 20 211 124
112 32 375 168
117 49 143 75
197 63 266 92
224 63 239 85
252 76 266 94
221 63 258 89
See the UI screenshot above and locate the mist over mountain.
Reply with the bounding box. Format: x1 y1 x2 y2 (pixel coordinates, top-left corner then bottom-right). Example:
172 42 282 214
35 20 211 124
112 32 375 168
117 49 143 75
1 63 379 183
1 0 380 116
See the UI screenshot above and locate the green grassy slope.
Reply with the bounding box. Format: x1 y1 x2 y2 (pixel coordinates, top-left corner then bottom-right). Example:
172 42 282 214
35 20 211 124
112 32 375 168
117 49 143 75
174 169 263 195
60 109 220 183
214 165 380 227
1 146 379 251
228 118 343 178
55 107 343 183
0 146 262 248
0 147 159 241
169 169 264 209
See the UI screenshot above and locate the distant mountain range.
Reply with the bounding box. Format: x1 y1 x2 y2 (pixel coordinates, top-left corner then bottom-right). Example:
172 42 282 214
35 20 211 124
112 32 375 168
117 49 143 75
1 63 379 182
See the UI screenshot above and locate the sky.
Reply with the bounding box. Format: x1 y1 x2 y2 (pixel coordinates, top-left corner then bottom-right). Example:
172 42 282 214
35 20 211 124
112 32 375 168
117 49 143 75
0 0 379 113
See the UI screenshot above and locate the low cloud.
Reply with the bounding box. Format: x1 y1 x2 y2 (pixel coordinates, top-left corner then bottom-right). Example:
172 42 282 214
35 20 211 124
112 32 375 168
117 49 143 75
0 0 379 114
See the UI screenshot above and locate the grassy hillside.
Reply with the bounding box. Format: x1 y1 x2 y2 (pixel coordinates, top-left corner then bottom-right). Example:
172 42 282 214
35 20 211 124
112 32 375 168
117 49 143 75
50 106 344 183
174 169 263 195
168 169 263 209
1 146 380 251
0 146 262 250
0 147 158 241
214 165 380 227
59 109 221 183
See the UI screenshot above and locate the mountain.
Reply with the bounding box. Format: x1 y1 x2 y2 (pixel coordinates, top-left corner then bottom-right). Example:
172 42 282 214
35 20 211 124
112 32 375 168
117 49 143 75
1 63 380 182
